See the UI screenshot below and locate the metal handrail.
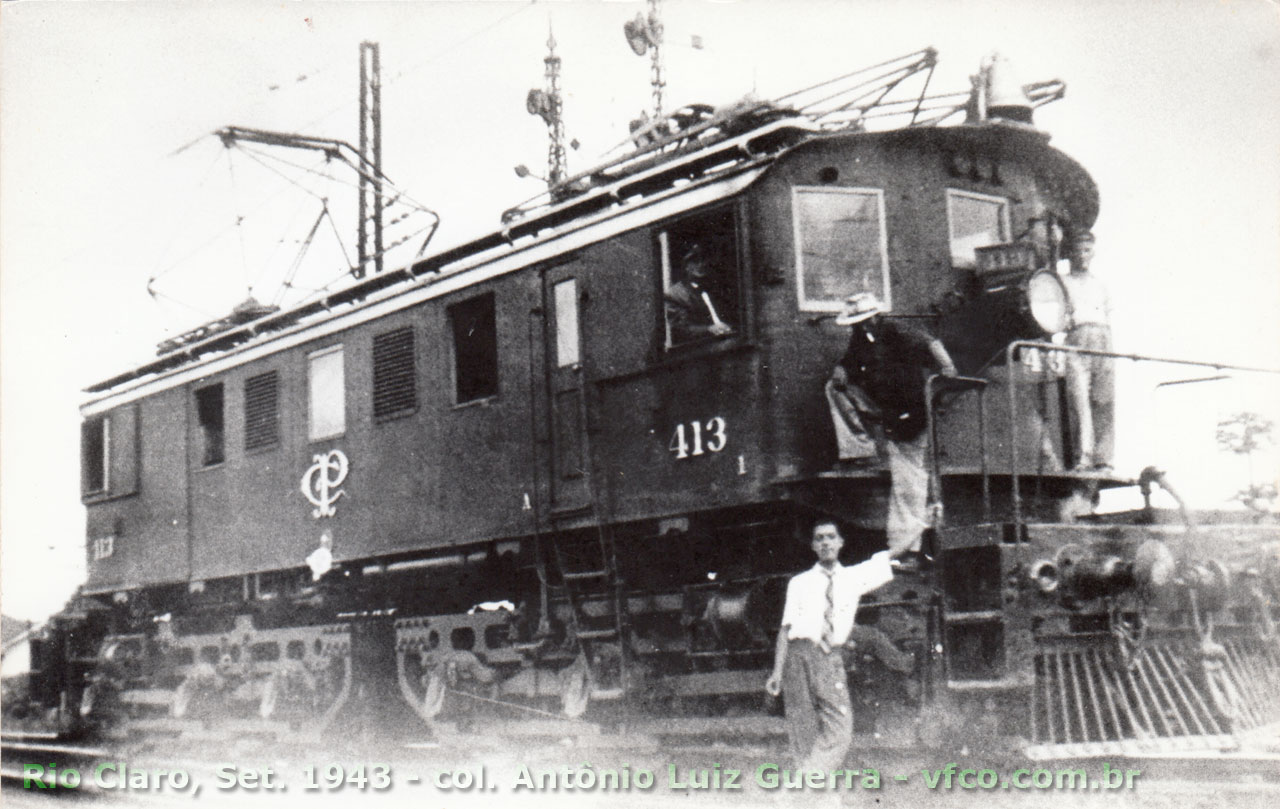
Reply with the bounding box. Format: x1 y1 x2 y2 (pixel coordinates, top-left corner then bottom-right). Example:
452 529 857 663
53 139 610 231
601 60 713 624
1003 340 1280 528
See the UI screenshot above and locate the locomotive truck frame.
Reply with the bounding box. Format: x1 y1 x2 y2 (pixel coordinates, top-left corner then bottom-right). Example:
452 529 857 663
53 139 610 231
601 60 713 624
9 50 1279 757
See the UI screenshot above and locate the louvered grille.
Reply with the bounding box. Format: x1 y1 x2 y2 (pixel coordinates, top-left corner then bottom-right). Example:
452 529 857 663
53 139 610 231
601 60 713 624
373 327 416 417
244 371 279 450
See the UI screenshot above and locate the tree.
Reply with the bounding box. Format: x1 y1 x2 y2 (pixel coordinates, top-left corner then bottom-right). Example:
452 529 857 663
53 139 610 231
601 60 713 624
1216 412 1276 513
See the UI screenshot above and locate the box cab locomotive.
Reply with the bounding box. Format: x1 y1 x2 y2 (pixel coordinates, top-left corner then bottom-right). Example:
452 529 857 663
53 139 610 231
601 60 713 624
16 54 1280 755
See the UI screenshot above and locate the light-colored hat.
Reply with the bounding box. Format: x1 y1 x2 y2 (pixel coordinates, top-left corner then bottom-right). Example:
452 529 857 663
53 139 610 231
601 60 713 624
834 292 886 326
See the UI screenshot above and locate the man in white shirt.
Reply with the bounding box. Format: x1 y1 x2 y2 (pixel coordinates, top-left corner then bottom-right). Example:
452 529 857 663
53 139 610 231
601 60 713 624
764 521 908 773
1060 230 1114 471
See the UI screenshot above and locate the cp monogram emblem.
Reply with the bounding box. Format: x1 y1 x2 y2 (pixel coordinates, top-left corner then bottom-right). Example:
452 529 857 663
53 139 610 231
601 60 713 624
301 450 349 518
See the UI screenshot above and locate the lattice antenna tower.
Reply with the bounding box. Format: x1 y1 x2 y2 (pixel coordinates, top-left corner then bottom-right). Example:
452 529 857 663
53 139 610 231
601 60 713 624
623 0 666 120
544 26 568 185
647 0 665 119
522 22 571 187
357 41 383 278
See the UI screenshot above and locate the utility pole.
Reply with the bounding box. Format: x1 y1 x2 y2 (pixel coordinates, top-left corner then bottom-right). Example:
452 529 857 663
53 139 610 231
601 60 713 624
357 41 383 278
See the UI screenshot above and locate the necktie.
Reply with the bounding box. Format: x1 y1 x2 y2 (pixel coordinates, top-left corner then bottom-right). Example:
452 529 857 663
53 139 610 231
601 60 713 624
822 568 836 652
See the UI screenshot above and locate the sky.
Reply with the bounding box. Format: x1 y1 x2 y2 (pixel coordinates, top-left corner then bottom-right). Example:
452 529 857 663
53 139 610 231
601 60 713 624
2 0 1278 623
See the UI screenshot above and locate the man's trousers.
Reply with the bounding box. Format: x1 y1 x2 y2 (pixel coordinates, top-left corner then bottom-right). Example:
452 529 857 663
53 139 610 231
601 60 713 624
827 379 930 552
782 638 852 773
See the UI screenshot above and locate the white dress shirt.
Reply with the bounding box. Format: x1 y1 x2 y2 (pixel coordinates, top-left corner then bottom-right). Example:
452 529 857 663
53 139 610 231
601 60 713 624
1062 271 1111 328
780 552 893 646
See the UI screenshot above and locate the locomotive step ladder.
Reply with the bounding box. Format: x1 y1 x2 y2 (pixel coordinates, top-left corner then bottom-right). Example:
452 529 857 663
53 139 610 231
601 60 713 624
549 528 630 699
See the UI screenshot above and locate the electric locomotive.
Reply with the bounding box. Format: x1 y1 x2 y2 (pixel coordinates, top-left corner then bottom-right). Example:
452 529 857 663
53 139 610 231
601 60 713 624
10 49 1279 758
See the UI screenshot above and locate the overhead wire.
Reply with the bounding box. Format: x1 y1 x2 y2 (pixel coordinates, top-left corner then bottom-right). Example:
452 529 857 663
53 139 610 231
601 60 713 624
226 141 437 308
248 170 333 300
272 204 330 307
264 52 347 95
146 172 319 288
322 203 356 276
232 143 335 203
234 141 432 215
146 148 334 311
22 8 529 309
295 1 538 135
225 150 253 297
240 140 443 265
282 211 443 312
167 142 345 305
150 142 228 274
147 156 353 323
146 284 220 320
149 2 536 320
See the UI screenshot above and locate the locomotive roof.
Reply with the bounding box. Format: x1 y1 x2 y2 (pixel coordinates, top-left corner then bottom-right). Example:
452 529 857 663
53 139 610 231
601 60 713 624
82 115 1095 416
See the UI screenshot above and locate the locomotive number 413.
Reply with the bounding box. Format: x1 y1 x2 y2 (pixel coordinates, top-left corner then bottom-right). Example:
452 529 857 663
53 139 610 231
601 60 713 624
669 417 727 459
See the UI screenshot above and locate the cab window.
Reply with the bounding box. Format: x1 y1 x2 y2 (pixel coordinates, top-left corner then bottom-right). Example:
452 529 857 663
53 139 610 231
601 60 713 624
793 186 890 312
307 345 345 442
947 189 1009 268
449 293 499 403
81 404 140 500
660 206 740 348
195 384 225 466
82 416 109 495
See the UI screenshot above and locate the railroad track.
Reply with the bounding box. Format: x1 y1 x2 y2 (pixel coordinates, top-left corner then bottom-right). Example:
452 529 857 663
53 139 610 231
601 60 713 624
4 728 1278 808
1 735 114 796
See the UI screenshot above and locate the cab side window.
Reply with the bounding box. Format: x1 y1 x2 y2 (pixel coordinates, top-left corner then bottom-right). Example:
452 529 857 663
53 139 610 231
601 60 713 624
660 207 740 348
80 404 140 500
793 186 890 312
82 416 109 495
194 384 225 466
449 293 499 403
946 189 1010 269
307 345 345 442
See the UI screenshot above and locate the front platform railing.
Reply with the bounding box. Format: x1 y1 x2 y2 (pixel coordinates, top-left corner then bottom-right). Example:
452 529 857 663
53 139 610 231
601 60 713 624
1002 340 1280 528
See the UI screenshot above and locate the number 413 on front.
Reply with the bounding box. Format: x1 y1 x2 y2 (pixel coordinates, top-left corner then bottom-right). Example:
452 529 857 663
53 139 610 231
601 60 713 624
669 417 727 459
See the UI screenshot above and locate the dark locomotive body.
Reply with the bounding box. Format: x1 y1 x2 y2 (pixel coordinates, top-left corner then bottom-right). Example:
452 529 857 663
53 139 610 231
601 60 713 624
13 81 1279 756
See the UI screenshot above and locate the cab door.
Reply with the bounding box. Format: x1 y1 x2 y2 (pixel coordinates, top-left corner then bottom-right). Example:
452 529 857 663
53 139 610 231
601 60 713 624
542 264 590 516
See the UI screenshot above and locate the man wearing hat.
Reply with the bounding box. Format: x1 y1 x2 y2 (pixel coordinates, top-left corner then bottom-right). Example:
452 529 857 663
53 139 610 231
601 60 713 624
665 243 734 344
827 292 957 556
1060 230 1114 471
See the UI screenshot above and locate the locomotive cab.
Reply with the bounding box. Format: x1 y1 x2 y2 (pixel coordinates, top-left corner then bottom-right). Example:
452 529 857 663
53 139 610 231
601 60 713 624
755 123 1099 490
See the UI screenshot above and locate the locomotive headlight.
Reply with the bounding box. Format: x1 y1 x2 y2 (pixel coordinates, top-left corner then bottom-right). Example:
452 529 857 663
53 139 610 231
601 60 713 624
939 267 1071 365
1025 270 1069 335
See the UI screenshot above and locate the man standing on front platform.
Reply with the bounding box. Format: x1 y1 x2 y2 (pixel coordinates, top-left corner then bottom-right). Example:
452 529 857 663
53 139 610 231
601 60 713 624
1061 230 1114 471
765 520 911 773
